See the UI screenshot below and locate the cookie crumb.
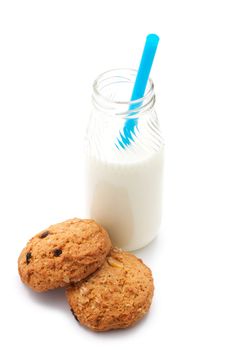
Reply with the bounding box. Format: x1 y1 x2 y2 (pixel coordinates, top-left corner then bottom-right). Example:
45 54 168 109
40 231 49 239
54 248 62 257
26 252 32 264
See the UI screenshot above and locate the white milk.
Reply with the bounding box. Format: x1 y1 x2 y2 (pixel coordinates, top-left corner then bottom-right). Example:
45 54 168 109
86 147 164 251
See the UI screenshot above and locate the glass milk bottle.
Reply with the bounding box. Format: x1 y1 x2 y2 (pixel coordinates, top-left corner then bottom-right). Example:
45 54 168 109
85 69 164 251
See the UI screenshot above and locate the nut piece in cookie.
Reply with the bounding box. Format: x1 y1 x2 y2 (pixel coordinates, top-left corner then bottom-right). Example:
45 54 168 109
66 248 154 331
18 218 112 292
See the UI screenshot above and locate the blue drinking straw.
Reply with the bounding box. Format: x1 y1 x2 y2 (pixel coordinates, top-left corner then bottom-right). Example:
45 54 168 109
117 34 159 149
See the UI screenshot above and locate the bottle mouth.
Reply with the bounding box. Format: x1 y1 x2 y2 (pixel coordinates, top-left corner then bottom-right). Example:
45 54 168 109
92 68 155 117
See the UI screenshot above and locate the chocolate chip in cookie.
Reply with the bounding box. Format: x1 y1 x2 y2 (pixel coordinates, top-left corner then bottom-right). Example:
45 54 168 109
40 231 49 239
26 252 32 265
54 249 62 257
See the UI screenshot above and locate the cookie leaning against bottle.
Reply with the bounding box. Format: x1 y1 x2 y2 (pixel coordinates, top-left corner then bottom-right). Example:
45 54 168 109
18 218 111 292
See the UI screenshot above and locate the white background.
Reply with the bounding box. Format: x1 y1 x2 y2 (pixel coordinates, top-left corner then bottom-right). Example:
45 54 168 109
0 0 233 349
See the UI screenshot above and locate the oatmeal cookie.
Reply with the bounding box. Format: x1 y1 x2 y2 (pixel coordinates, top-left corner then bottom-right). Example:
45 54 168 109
66 248 154 331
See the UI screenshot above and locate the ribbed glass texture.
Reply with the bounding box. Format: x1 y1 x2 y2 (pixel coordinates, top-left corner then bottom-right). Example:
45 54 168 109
86 69 164 162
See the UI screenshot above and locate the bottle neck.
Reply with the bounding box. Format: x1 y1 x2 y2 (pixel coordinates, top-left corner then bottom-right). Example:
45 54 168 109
92 68 155 117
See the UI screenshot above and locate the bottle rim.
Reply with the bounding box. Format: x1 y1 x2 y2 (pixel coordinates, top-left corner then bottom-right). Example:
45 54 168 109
92 68 155 117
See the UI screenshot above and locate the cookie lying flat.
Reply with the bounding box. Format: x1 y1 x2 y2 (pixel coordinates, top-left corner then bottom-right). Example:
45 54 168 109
66 248 154 331
18 218 111 292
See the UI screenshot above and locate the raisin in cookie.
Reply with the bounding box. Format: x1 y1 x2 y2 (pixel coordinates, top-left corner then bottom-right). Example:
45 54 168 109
18 218 111 292
66 248 154 331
